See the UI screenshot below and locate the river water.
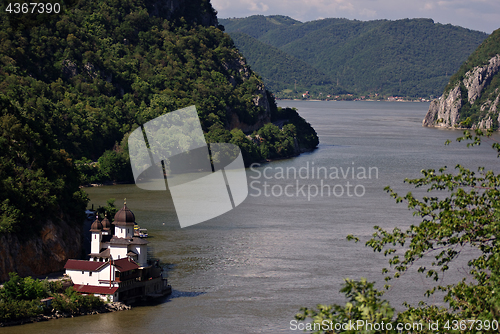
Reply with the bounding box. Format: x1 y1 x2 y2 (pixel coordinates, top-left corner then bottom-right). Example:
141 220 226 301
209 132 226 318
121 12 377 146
5 101 500 333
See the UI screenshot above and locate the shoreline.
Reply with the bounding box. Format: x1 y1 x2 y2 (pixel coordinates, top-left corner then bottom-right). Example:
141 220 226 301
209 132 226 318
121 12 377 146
0 302 131 328
276 98 431 102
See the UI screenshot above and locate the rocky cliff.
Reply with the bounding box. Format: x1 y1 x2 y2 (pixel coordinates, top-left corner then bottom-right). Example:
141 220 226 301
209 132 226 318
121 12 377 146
423 29 500 129
0 221 82 282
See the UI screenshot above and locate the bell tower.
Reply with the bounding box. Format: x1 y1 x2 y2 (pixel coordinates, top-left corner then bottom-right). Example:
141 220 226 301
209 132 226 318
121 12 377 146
90 215 103 255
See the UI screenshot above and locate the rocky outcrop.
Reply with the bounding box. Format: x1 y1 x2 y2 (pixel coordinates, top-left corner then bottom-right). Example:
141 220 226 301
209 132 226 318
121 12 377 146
0 221 82 282
224 55 272 133
423 85 463 127
423 54 500 129
463 55 500 105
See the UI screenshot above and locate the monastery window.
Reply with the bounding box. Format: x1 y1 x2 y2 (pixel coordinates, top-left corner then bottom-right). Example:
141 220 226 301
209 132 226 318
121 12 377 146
89 272 92 276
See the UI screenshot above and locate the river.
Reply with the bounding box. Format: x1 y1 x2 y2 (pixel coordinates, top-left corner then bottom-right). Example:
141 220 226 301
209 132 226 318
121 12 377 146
4 101 500 333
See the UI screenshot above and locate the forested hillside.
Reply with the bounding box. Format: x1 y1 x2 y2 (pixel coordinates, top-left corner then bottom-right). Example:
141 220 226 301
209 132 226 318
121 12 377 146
220 16 489 98
0 0 318 242
229 32 347 97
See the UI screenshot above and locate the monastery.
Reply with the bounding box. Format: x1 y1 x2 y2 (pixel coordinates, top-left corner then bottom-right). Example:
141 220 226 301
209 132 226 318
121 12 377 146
64 202 170 303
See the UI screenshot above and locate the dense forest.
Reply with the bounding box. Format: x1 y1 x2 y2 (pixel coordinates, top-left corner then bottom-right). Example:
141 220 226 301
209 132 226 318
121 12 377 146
220 15 489 98
0 0 318 235
228 32 347 97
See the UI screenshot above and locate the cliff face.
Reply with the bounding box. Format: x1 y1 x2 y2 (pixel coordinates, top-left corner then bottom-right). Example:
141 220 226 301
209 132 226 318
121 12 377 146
423 29 500 129
423 85 463 127
423 55 500 128
0 221 82 282
223 55 271 133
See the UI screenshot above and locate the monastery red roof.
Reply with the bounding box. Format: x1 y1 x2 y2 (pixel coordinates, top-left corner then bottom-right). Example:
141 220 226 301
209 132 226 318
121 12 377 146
64 259 106 272
73 284 118 295
64 258 140 273
112 258 140 272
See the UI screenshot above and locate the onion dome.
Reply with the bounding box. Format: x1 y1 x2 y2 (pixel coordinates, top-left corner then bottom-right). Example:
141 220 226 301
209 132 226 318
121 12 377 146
101 214 111 231
113 200 135 226
90 215 103 232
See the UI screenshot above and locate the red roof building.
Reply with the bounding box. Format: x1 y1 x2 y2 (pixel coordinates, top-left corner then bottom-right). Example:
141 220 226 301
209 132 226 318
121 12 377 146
64 202 171 303
64 259 106 272
73 284 119 295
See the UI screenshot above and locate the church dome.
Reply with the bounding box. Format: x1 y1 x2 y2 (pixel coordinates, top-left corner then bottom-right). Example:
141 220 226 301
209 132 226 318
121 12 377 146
113 201 135 226
90 216 103 232
101 215 111 231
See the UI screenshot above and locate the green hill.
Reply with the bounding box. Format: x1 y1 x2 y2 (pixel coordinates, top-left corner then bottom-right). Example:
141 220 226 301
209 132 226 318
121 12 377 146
230 32 347 97
220 16 489 97
0 0 318 239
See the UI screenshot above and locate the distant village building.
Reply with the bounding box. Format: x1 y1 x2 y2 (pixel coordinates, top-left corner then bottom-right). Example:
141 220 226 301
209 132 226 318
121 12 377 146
64 202 170 303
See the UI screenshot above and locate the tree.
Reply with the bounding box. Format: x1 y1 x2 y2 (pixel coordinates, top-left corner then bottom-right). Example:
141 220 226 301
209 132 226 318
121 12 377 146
0 272 47 301
97 149 132 182
295 278 396 334
297 129 500 333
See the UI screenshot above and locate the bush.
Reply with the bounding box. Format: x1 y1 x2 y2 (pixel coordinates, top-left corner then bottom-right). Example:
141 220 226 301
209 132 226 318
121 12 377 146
51 287 103 314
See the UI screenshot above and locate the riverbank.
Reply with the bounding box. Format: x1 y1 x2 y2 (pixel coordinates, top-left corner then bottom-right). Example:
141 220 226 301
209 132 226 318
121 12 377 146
0 302 131 328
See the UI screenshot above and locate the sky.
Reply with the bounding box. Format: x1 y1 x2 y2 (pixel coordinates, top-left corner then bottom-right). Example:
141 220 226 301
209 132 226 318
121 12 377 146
211 0 499 34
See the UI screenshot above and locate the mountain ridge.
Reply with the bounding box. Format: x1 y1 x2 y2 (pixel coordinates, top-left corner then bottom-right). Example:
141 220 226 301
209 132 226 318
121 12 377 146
220 15 488 98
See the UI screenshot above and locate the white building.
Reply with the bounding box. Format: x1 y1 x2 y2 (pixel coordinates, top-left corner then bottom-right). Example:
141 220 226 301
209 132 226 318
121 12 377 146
64 202 170 303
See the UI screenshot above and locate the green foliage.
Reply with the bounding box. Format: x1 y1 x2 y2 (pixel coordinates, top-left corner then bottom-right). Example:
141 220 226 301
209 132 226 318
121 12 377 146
254 123 296 159
0 0 267 159
0 299 43 322
229 128 262 164
271 106 320 150
96 198 118 220
97 149 132 183
203 101 319 164
0 273 48 301
377 164 500 288
0 273 102 321
0 95 88 235
295 278 396 334
0 273 49 322
51 287 103 314
228 32 345 96
221 16 488 97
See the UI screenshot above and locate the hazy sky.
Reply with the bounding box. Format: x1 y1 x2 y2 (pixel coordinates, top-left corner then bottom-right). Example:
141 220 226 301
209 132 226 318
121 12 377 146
212 0 499 34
